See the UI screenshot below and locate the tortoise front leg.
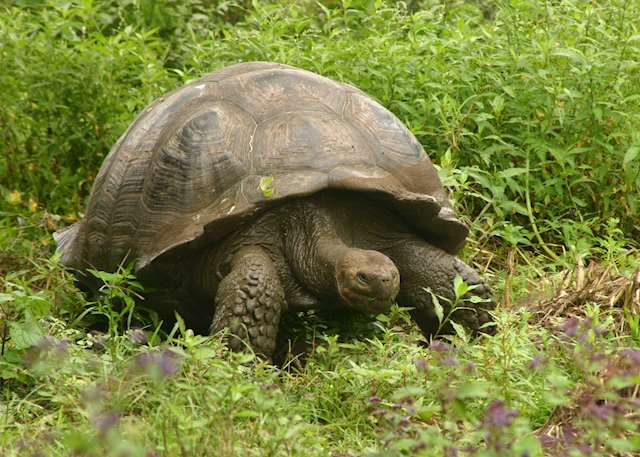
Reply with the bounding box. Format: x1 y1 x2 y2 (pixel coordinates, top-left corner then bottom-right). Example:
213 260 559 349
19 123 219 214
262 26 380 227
381 240 495 338
210 246 286 357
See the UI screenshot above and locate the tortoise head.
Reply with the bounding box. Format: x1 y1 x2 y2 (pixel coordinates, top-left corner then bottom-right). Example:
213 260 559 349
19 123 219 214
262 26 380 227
335 249 400 313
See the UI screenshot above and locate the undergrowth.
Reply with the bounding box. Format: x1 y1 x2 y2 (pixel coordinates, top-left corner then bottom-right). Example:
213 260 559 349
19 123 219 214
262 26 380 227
1 0 639 456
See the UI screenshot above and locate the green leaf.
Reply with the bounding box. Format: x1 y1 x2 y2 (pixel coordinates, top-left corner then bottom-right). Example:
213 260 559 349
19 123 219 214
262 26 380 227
450 321 468 340
453 275 469 299
433 295 444 324
623 146 639 166
9 321 44 350
0 293 15 304
552 47 585 64
607 438 635 453
88 269 121 284
234 410 260 418
514 435 542 456
499 167 528 178
456 382 489 399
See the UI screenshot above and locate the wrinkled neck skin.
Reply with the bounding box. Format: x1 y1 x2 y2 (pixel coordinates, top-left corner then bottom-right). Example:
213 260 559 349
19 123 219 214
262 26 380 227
280 201 350 301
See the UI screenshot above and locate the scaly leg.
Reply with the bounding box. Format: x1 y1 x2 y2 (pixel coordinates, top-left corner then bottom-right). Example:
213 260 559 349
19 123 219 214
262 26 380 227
210 246 286 357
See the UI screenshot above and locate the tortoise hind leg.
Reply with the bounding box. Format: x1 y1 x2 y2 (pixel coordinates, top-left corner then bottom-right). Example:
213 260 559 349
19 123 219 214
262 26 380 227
381 239 495 338
210 246 286 358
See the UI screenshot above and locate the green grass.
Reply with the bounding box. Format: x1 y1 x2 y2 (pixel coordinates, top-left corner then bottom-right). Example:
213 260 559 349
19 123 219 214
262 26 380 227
1 0 639 455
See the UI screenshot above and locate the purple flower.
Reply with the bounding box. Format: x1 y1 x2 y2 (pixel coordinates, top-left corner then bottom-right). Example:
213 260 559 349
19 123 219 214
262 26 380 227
158 349 182 377
429 341 450 353
54 339 69 355
135 348 183 379
89 330 109 351
24 336 69 367
527 355 547 370
399 396 415 405
414 358 427 372
621 348 640 365
586 403 614 422
575 443 594 454
483 400 519 428
92 412 120 437
445 447 458 457
135 352 155 370
368 395 382 405
128 328 148 345
412 442 427 452
561 317 580 337
442 357 458 366
399 416 411 428
464 362 476 373
562 425 578 444
538 434 558 449
260 383 279 391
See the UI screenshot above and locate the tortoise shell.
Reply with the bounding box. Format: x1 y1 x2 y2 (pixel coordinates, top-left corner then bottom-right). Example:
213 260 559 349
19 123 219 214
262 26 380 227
55 62 468 276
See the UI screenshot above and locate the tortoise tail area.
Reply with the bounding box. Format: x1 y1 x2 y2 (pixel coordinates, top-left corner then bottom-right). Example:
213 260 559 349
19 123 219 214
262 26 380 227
53 221 83 269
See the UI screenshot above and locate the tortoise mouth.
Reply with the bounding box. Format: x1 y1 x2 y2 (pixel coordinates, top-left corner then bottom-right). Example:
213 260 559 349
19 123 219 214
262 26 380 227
338 286 398 313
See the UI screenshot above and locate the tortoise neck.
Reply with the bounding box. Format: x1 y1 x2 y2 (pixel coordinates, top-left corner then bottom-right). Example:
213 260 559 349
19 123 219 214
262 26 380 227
281 201 349 300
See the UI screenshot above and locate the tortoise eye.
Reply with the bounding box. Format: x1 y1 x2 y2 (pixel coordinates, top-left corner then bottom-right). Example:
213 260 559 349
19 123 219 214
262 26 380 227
356 272 369 284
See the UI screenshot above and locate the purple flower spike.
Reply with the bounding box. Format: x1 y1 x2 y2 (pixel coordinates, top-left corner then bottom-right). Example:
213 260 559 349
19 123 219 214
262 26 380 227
464 362 476 373
260 383 279 391
158 349 183 378
399 416 411 428
368 395 382 404
92 412 120 437
412 442 427 452
586 403 613 422
575 443 594 454
429 341 450 353
442 357 458 366
527 355 547 370
128 328 148 345
135 352 155 370
445 447 458 457
414 358 427 372
483 400 519 428
135 348 183 379
561 317 580 337
621 348 640 365
55 339 69 355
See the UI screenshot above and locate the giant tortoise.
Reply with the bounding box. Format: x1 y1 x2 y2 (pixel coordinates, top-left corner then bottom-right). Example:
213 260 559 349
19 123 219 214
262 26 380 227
56 62 495 356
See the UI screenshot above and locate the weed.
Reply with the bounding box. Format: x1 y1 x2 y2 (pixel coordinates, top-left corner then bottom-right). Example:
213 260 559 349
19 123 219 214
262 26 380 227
1 1 639 455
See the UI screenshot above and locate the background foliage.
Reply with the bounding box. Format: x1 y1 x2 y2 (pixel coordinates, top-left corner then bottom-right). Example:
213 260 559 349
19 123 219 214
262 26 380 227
1 0 639 456
2 0 639 253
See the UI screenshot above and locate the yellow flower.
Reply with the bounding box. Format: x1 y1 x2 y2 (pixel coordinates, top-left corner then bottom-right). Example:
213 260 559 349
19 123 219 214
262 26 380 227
28 198 38 212
6 191 22 205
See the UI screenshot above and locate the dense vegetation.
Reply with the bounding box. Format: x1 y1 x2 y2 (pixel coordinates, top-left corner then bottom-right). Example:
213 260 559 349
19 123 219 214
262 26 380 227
1 1 638 455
